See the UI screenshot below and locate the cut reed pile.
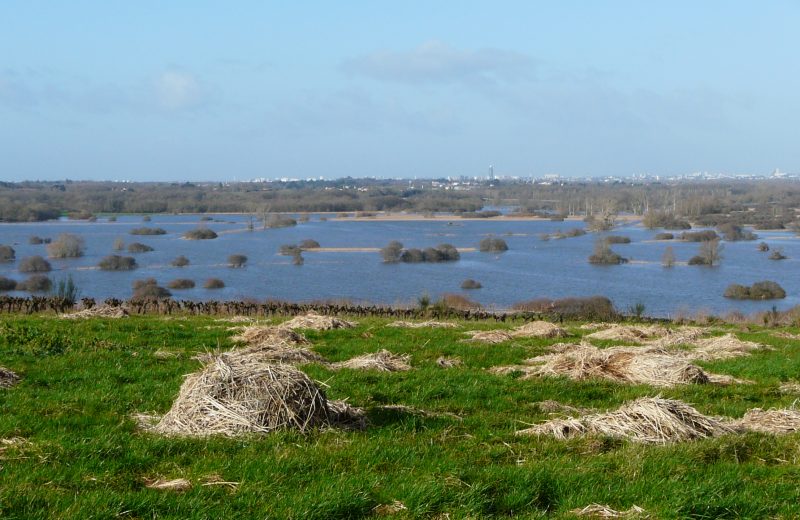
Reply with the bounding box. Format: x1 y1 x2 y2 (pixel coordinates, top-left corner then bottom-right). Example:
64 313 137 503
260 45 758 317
533 400 591 415
645 327 707 347
495 345 726 388
585 325 669 342
281 312 356 331
144 478 192 492
0 367 20 388
464 330 513 344
779 381 800 394
511 320 569 338
327 400 368 430
517 397 736 443
570 504 648 518
330 349 411 372
230 325 309 347
436 356 463 368
234 344 327 365
687 333 766 361
143 354 345 437
62 305 129 319
735 408 800 434
388 320 458 329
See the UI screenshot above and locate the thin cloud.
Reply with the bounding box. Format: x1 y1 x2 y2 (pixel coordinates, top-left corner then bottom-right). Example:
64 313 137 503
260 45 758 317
153 69 203 110
342 40 536 85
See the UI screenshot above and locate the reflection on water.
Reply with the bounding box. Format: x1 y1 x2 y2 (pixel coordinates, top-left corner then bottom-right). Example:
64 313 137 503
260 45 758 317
1 214 798 317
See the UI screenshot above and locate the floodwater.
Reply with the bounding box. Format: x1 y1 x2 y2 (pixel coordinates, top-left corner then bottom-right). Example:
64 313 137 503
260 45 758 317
1 214 798 318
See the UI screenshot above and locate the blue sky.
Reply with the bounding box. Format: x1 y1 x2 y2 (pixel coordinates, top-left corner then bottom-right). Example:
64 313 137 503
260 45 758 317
1 1 798 181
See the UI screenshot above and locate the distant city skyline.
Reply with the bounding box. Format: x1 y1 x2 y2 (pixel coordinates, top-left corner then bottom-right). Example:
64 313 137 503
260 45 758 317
1 1 799 182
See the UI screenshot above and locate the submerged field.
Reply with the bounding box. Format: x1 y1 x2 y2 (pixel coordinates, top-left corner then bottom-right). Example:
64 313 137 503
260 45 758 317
2 313 800 519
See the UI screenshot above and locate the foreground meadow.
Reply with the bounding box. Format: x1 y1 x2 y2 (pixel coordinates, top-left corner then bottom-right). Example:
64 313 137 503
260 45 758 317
1 313 800 519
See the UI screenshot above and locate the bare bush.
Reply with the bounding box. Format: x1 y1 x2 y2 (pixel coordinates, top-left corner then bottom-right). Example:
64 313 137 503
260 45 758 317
127 242 154 253
228 254 248 268
19 255 52 273
168 279 196 290
588 239 627 265
98 255 137 271
478 236 508 252
16 274 52 292
47 233 85 258
203 278 225 289
0 245 15 262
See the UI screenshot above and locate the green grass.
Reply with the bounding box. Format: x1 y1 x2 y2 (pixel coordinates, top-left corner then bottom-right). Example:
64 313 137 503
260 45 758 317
1 315 800 518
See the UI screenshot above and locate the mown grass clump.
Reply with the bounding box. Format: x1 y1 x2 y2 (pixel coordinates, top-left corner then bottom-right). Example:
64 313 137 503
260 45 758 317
1 314 800 518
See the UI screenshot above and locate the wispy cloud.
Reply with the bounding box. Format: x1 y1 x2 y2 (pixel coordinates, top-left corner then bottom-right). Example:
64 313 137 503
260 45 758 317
153 69 204 110
342 40 536 85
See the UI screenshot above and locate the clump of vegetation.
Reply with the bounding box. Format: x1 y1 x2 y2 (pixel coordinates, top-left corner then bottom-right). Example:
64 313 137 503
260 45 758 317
512 296 617 320
585 212 615 231
298 239 320 249
588 239 627 265
461 279 482 289
380 241 459 263
142 215 152 222
228 254 248 268
604 235 631 244
98 255 137 271
47 233 85 258
16 274 52 292
769 249 787 260
478 236 508 252
460 210 502 218
113 238 125 251
130 227 167 235
52 275 79 304
0 245 15 262
19 255 52 273
0 276 17 291
203 278 225 289
654 232 674 240
107 215 117 222
199 216 213 222
28 236 51 245
541 228 586 240
131 278 171 300
184 228 218 240
681 230 719 242
380 241 404 263
662 246 676 268
642 210 691 230
279 244 302 256
717 223 757 241
266 214 297 228
168 279 195 290
171 255 190 267
292 252 304 265
127 242 154 253
688 239 723 266
436 293 482 311
724 281 786 300
758 242 770 252
67 209 93 220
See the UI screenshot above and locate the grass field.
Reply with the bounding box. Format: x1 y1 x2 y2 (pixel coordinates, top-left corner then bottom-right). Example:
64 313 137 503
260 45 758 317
1 314 800 519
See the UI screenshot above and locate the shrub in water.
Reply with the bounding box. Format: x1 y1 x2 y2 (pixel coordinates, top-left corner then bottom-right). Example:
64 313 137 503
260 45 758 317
47 233 85 258
655 232 674 240
299 239 320 249
461 279 482 289
0 277 17 291
724 281 786 300
98 255 137 271
0 245 15 262
131 279 171 300
228 254 248 268
479 236 509 252
127 242 154 253
171 255 190 267
16 274 52 292
184 228 218 240
130 227 167 235
204 278 225 289
19 255 51 273
168 279 195 290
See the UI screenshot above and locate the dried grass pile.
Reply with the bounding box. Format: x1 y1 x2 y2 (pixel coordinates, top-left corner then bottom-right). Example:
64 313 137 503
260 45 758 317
0 367 20 388
506 345 715 387
230 325 309 347
518 397 735 443
688 333 765 361
464 330 513 344
233 344 327 365
281 312 356 331
778 381 800 394
570 504 648 518
534 400 591 415
330 349 411 372
327 400 368 430
645 327 707 348
62 305 129 319
388 320 458 329
144 478 192 492
735 408 800 434
586 325 668 342
436 356 463 368
147 354 331 437
511 320 568 338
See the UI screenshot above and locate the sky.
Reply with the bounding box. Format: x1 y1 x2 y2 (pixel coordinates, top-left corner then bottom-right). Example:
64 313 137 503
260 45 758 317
1 1 799 181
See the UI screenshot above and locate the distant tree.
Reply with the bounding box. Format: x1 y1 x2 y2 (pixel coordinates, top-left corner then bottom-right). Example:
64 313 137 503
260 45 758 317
588 239 627 265
699 238 723 266
16 274 52 292
131 278 171 300
769 248 787 260
47 233 85 258
478 236 508 252
127 242 154 253
662 246 676 268
292 251 304 265
380 241 404 263
757 242 770 252
203 278 225 289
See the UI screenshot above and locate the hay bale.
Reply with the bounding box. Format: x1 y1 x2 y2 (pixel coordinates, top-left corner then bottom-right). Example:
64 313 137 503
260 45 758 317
388 320 458 329
570 504 648 518
517 345 714 387
61 305 129 319
148 355 330 437
464 330 513 344
517 397 736 443
281 312 355 331
689 333 765 361
511 320 569 338
735 408 800 434
0 367 20 388
436 356 463 368
586 325 668 342
230 325 309 347
330 349 411 372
